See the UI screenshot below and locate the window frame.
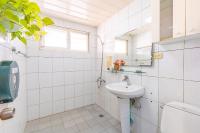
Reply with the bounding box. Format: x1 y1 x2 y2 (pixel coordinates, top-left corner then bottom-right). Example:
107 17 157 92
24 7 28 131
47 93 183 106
41 26 89 52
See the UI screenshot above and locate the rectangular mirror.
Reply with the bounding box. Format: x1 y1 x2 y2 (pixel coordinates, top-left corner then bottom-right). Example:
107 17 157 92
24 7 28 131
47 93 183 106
115 25 153 67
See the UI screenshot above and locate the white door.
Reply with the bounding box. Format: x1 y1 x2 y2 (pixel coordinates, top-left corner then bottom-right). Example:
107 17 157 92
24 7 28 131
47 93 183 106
186 0 200 35
173 0 186 38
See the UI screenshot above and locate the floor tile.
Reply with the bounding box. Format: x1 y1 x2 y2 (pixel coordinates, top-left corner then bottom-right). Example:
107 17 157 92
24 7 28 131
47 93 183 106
25 104 121 133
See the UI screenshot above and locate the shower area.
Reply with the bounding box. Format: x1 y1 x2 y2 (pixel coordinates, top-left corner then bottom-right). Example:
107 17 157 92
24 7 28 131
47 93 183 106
22 18 121 133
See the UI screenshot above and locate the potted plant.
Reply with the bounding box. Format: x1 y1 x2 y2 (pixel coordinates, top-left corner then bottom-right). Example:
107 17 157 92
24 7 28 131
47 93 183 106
0 0 54 44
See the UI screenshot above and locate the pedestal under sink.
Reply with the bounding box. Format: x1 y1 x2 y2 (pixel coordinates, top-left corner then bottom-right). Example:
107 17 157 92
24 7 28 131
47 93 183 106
106 82 144 133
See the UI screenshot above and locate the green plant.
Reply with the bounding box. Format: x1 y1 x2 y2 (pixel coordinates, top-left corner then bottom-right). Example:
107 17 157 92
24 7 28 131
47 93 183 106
0 0 54 44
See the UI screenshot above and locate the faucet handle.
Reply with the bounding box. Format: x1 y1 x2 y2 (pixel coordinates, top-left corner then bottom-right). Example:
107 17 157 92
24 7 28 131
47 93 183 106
122 75 129 81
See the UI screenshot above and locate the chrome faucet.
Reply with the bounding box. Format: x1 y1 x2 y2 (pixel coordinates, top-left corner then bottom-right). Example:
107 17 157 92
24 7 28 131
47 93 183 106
122 75 132 86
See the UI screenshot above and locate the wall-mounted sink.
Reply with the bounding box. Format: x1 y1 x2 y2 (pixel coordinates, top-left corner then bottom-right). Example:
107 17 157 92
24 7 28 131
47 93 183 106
106 82 144 99
106 81 144 133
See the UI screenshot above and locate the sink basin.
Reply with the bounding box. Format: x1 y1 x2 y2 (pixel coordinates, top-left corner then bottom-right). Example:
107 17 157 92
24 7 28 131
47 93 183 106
106 82 144 133
106 82 144 98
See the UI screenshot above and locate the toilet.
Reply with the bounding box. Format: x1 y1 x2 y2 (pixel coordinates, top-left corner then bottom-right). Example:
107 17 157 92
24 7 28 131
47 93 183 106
161 102 200 133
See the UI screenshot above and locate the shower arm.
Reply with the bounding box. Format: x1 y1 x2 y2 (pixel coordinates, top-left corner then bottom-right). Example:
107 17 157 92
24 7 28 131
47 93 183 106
97 35 104 79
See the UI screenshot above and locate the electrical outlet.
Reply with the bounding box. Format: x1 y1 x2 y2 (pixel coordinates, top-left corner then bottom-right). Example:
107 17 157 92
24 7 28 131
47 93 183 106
153 52 163 60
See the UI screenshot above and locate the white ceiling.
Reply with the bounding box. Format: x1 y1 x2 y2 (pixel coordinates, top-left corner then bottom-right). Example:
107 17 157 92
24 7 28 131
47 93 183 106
35 0 131 27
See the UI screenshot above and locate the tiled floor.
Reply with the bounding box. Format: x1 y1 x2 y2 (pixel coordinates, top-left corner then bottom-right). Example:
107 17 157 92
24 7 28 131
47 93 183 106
24 104 121 133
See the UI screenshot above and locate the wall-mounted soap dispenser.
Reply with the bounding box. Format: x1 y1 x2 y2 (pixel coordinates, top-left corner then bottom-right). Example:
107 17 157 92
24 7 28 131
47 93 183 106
0 61 19 103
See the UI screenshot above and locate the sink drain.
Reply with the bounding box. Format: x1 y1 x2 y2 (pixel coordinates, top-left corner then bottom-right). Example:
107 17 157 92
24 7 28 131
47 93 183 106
99 114 104 117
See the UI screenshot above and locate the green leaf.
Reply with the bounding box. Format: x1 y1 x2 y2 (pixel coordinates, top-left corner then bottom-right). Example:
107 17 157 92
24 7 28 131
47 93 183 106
0 23 6 33
11 32 17 40
20 19 27 27
4 9 19 23
14 31 27 44
0 0 8 7
42 17 54 26
18 36 27 45
25 2 40 15
0 0 54 45
9 22 14 30
25 31 33 36
31 24 40 31
33 31 41 41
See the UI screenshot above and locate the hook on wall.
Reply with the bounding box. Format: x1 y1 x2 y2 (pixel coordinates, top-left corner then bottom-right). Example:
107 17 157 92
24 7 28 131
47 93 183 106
11 47 29 58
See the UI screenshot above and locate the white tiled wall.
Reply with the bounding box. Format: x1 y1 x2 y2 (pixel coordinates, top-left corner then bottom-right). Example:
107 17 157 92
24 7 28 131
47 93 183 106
26 18 97 121
0 40 27 133
97 0 200 133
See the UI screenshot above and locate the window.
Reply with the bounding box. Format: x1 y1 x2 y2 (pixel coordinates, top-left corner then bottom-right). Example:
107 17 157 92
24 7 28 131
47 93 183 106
70 31 88 52
43 27 68 48
114 39 128 54
43 26 89 52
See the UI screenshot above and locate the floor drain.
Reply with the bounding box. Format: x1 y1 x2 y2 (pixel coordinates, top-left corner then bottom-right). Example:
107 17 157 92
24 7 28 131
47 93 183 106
99 114 104 118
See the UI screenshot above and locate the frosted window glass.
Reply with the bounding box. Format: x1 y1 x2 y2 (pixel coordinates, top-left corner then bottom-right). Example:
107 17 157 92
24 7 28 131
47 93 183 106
70 31 88 52
44 27 67 48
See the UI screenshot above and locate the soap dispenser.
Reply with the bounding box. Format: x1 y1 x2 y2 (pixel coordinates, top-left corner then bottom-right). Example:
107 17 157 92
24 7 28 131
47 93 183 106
0 61 20 103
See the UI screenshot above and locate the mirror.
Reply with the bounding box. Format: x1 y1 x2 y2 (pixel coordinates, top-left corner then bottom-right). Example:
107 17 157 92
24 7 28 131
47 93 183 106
114 25 153 67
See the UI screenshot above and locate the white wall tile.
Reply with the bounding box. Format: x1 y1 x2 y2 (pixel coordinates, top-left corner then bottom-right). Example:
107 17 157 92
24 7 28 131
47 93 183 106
39 73 52 88
128 74 142 85
40 102 52 117
65 85 75 99
27 105 39 121
159 78 183 104
53 100 64 114
53 86 65 101
159 50 183 79
142 76 158 101
52 58 64 72
75 96 84 108
27 89 39 106
27 57 38 73
159 41 184 52
65 72 75 85
39 57 52 72
27 73 39 90
65 98 74 111
40 87 53 103
52 72 65 86
184 81 200 108
184 48 200 81
63 58 75 71
75 84 84 97
185 38 200 49
138 98 158 126
142 60 158 77
84 94 93 105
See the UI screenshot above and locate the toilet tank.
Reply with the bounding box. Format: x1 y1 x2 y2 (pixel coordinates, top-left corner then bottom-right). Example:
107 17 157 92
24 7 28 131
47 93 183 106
161 102 200 133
